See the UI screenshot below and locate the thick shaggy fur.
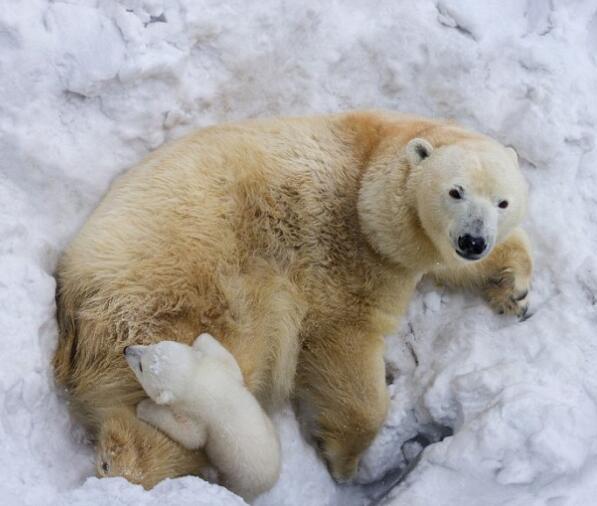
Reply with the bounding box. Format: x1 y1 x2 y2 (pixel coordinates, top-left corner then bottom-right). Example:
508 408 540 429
53 111 532 487
126 334 281 501
95 406 210 488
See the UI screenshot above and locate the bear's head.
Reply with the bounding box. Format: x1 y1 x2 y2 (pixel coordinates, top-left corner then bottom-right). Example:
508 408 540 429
406 137 527 264
124 341 196 405
359 131 528 269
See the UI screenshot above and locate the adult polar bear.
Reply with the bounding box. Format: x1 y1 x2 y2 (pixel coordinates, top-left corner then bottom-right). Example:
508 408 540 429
53 111 532 489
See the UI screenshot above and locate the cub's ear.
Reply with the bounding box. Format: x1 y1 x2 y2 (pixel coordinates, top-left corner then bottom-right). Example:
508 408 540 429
505 146 518 164
406 138 433 166
156 390 174 405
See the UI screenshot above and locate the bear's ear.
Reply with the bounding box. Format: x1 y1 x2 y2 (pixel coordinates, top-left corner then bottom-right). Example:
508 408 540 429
406 138 433 166
505 146 518 164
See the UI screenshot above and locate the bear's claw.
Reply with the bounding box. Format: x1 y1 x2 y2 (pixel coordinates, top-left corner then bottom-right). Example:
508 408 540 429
483 267 531 318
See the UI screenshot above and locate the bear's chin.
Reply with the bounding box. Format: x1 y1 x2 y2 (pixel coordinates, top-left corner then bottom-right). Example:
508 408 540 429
455 249 488 262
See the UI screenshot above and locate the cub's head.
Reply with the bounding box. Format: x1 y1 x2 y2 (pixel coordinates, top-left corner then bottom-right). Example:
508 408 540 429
124 341 195 404
405 137 527 264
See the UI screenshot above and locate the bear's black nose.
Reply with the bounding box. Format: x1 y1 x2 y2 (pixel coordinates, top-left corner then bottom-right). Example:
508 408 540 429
123 346 129 356
457 234 487 259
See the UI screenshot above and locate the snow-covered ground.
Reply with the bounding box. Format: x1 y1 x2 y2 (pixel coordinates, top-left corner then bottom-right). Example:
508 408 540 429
1 1 596 505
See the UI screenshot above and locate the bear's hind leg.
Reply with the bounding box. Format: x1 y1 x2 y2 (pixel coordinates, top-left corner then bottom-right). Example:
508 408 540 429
96 406 210 489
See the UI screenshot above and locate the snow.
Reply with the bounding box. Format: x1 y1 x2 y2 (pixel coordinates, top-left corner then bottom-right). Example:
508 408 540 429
1 1 596 505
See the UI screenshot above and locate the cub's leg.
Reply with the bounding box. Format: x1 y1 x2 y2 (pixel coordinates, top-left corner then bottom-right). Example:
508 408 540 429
431 228 533 317
295 329 389 482
193 333 243 381
136 399 207 450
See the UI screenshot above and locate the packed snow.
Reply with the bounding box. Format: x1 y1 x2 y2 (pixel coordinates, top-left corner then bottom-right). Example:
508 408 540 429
1 1 596 505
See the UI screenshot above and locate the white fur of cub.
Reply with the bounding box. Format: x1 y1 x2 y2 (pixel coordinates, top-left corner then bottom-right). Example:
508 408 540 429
124 333 281 501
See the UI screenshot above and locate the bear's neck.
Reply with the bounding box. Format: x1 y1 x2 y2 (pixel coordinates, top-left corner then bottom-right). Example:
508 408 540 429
357 152 442 273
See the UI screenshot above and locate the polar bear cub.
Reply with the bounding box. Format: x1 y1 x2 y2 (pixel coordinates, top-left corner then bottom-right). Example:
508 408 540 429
124 333 281 501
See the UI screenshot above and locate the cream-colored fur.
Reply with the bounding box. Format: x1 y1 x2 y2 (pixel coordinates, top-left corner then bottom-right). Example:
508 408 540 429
53 111 532 487
125 333 281 501
95 406 211 488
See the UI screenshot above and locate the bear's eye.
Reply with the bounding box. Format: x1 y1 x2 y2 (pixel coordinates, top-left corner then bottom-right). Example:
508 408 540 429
498 200 509 209
139 362 143 373
101 462 109 473
449 188 462 200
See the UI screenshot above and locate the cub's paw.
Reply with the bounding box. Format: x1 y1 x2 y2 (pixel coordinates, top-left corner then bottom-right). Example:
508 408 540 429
192 333 243 381
483 266 531 318
192 333 224 356
136 398 160 425
199 465 220 484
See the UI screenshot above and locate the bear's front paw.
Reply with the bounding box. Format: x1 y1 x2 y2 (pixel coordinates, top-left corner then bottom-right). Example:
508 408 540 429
320 440 360 483
483 266 530 318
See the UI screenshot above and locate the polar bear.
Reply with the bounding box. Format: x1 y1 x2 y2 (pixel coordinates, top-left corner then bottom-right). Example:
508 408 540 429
123 333 281 501
53 111 532 488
